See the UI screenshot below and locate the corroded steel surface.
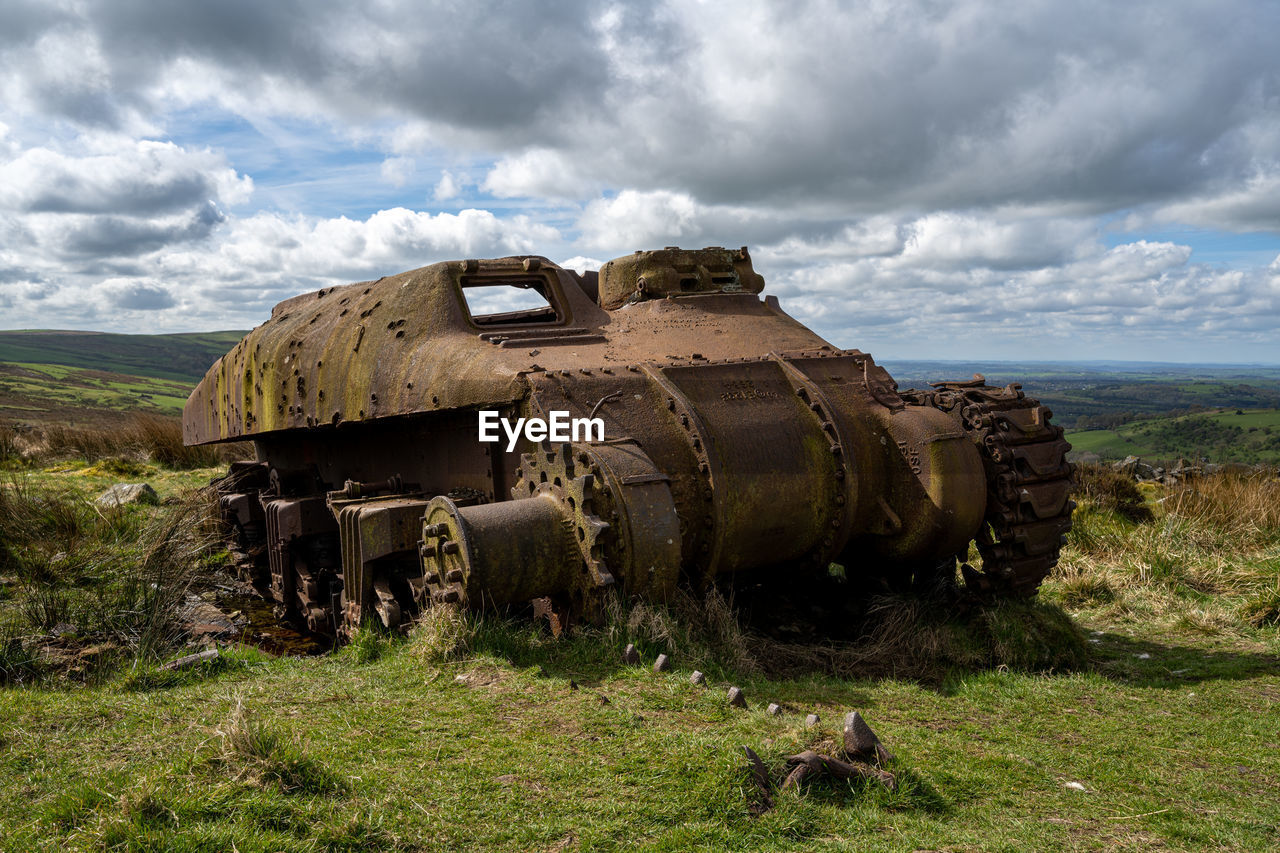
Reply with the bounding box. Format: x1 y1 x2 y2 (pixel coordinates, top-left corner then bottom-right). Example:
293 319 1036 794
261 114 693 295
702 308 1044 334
189 245 1073 636
184 248 804 444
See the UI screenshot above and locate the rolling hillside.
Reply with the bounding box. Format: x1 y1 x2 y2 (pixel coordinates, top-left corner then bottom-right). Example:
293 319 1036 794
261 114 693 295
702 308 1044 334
1066 407 1280 464
0 330 246 426
0 330 245 383
882 360 1280 428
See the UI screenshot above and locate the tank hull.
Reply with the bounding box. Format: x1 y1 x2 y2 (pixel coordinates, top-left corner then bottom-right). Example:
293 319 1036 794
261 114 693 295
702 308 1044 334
187 248 1073 635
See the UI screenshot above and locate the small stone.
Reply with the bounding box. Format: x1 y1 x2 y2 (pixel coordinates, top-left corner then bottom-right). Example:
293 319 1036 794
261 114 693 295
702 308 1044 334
767 703 782 716
690 670 706 685
1064 781 1087 792
728 686 747 708
741 746 774 812
95 482 159 508
653 653 671 673
1136 653 1151 660
454 674 469 685
622 643 640 665
805 713 820 728
843 711 894 763
158 648 219 671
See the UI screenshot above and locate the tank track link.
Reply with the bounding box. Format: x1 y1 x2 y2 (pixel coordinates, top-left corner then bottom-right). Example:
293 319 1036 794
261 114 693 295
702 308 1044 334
901 376 1075 597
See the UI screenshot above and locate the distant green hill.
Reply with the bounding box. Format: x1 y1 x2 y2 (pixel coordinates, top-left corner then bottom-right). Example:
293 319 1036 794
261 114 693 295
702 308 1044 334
884 360 1280 427
0 330 246 384
1067 408 1280 465
0 329 247 426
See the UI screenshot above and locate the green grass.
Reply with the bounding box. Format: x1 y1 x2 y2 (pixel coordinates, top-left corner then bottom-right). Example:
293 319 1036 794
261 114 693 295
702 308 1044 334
1067 408 1280 464
1 465 1278 850
1 607 1276 851
0 463 228 686
0 328 247 427
0 361 199 422
0 330 247 384
6 459 221 496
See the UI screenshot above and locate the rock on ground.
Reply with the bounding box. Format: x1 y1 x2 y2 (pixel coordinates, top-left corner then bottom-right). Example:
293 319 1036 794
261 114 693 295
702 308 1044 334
96 483 159 507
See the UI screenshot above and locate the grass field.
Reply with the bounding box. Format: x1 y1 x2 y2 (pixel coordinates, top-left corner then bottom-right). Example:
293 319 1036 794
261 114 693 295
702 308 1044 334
2 621 1276 852
0 330 246 384
1067 408 1280 464
1 454 1278 851
0 329 248 427
883 360 1280 429
0 361 198 424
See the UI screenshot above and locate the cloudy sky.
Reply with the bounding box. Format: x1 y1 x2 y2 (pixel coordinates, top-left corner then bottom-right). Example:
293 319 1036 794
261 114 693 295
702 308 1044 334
2 0 1278 362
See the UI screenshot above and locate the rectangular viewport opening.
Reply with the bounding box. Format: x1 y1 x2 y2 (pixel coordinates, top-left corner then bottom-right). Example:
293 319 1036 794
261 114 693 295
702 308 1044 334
461 274 562 326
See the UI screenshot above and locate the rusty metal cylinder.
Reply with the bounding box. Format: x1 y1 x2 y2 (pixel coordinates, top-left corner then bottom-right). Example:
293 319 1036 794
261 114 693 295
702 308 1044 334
650 361 843 579
420 494 579 607
700 410 839 575
872 406 987 561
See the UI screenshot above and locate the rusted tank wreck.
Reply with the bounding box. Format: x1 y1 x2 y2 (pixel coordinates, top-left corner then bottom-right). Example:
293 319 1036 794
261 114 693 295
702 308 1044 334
184 247 1073 635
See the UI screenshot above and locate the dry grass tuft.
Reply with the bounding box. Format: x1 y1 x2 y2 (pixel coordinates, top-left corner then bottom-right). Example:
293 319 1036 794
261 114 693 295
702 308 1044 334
215 697 346 795
606 588 760 677
1161 472 1280 547
410 603 474 664
0 425 17 461
587 586 1089 682
739 595 1088 680
31 414 248 470
0 476 223 677
1054 469 1280 631
1072 463 1154 523
122 488 223 660
1241 580 1280 627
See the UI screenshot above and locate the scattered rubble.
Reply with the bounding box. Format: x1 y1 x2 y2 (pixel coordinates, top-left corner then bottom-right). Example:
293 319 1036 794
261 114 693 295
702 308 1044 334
782 749 897 792
1109 455 1274 485
742 709 898 813
181 593 245 643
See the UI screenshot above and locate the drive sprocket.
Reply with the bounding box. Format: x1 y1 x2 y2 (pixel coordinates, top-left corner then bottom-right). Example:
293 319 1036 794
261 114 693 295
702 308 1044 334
511 443 616 620
901 376 1075 597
